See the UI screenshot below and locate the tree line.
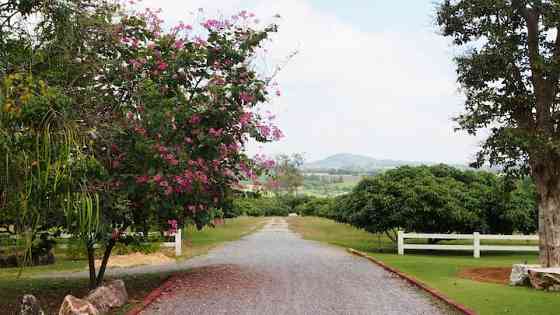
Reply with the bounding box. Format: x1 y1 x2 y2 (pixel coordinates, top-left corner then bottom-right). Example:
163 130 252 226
230 164 538 241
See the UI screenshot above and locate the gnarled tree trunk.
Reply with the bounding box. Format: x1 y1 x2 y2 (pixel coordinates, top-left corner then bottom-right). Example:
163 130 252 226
534 167 560 267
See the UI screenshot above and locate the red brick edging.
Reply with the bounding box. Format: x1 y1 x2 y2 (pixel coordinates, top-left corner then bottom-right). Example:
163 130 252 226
346 248 477 315
125 274 181 315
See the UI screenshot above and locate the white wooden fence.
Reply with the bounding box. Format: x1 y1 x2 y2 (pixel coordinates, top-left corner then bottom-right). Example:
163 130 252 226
57 229 183 256
397 231 538 258
161 228 182 256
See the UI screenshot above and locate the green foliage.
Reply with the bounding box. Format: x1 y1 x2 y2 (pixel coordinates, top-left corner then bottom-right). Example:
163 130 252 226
268 154 305 194
65 239 89 260
289 216 559 315
232 197 290 217
324 165 538 239
294 196 335 217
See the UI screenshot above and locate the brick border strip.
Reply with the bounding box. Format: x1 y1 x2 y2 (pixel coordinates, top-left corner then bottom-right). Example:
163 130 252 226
347 248 477 315
125 274 180 315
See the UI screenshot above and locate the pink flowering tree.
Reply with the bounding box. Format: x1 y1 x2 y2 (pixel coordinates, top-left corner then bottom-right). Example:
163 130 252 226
90 5 282 270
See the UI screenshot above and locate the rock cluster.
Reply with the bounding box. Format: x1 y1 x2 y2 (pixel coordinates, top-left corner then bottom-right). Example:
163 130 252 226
20 295 45 315
510 264 560 291
58 279 128 315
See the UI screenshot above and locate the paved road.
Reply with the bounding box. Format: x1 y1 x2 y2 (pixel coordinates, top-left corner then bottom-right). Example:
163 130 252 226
141 218 452 315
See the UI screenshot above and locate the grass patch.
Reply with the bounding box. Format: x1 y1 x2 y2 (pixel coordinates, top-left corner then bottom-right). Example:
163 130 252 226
0 216 266 314
175 216 267 260
288 216 559 315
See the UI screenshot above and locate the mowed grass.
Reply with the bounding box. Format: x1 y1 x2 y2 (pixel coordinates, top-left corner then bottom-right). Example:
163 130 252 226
176 216 267 260
0 216 266 315
287 216 560 315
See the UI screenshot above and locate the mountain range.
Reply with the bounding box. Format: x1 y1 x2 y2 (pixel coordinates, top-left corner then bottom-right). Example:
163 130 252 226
302 153 469 172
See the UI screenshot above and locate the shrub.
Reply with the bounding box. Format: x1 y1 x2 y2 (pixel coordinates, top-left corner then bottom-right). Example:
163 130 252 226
327 165 538 241
295 197 335 217
232 196 291 216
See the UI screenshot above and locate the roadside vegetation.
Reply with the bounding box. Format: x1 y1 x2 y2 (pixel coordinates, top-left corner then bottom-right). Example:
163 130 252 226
0 216 266 314
288 216 559 315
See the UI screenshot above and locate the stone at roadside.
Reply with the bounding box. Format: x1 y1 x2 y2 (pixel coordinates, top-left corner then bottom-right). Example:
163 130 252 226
58 295 99 315
85 279 128 313
20 294 45 315
527 267 560 291
510 264 540 286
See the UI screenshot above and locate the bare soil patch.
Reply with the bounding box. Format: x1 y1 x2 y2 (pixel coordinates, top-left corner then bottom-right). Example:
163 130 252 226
94 252 175 269
458 267 510 285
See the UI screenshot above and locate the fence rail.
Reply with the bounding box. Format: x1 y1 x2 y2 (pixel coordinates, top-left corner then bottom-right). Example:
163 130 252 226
161 229 182 256
397 231 538 258
56 229 183 256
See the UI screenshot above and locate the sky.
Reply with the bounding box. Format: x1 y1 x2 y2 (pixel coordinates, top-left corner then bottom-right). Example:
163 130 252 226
139 0 484 164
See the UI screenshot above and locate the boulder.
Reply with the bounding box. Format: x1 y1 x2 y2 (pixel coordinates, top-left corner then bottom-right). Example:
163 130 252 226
510 264 540 286
85 280 128 313
20 294 44 315
58 295 99 315
527 267 560 291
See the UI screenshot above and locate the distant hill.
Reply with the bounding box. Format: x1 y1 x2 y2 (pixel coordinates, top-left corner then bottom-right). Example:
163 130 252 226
302 153 468 172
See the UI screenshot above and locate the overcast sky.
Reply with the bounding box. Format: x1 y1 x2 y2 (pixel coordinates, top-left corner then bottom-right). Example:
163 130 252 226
140 0 484 164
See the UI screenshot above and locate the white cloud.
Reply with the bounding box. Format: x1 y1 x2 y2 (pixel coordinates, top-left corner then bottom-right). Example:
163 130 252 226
138 0 482 163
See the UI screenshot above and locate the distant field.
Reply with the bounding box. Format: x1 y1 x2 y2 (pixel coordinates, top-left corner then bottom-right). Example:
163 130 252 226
301 176 360 196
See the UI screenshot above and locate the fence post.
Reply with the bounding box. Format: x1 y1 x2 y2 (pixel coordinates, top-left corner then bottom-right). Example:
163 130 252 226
473 232 480 258
398 230 404 255
175 228 182 256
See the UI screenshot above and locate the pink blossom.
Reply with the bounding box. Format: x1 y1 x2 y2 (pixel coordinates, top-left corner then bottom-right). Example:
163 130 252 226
153 174 163 182
174 39 184 49
239 92 254 104
239 112 252 126
189 115 201 124
134 126 146 136
272 127 284 140
156 62 168 71
202 19 224 30
136 175 150 184
208 128 223 138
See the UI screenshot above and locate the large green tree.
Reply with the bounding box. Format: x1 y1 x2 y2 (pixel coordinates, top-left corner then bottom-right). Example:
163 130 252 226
1 0 283 289
437 0 560 267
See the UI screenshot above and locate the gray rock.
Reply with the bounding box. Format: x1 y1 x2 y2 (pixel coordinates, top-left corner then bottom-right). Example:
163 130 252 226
510 264 541 286
85 280 128 313
527 267 560 291
58 295 99 315
20 294 44 315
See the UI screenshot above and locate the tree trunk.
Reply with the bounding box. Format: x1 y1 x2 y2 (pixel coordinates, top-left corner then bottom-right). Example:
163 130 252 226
534 168 560 267
87 244 97 290
95 238 116 288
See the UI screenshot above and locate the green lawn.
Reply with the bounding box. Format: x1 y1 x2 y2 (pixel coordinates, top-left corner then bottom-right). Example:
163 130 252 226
287 216 559 315
0 216 266 315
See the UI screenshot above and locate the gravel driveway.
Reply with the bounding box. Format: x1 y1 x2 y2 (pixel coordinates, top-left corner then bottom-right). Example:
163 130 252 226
141 218 453 315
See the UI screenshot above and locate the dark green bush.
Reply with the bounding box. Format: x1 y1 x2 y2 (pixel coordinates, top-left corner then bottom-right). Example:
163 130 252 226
232 196 290 216
326 165 538 238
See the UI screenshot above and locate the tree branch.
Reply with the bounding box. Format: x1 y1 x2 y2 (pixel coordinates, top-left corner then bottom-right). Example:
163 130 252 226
549 24 560 94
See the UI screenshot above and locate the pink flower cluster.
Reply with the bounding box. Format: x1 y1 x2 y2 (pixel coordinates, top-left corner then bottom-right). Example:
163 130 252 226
156 144 179 166
256 123 284 141
239 92 254 104
208 128 223 138
167 219 178 234
253 153 276 170
201 19 226 30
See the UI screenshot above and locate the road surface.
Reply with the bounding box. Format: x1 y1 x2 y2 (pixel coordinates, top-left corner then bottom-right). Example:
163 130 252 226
141 218 452 315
